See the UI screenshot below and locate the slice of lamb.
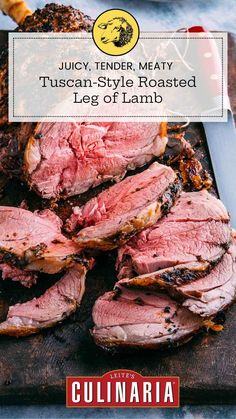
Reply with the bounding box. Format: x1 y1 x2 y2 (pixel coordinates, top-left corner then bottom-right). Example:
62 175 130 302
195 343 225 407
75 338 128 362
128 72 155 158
164 190 229 222
91 286 202 350
0 265 87 336
118 260 212 290
181 241 236 317
0 263 37 288
119 239 236 318
24 121 167 199
117 191 231 278
68 162 181 250
0 207 83 274
118 220 230 277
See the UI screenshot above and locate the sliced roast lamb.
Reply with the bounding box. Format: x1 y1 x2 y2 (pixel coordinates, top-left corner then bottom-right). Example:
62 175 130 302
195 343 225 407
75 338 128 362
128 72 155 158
181 238 236 317
24 121 167 199
0 265 88 336
67 162 181 250
0 263 37 288
92 285 202 350
0 206 84 274
119 238 236 317
117 190 231 280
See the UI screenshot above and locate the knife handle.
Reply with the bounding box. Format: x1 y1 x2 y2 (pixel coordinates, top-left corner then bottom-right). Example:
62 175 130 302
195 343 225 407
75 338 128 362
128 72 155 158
187 26 223 98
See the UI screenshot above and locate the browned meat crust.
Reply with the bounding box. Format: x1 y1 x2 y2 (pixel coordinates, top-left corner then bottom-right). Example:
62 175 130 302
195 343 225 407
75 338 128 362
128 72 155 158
18 3 94 33
0 123 35 177
0 48 8 126
179 158 212 190
118 260 216 291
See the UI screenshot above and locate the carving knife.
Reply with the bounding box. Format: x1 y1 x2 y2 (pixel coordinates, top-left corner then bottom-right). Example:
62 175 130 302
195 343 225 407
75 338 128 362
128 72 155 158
204 111 236 227
188 26 236 227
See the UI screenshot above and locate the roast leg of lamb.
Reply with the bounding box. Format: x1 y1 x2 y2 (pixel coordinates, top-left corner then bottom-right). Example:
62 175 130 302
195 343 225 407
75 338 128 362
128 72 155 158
92 285 202 350
117 190 231 279
0 2 235 346
67 162 181 250
24 121 167 199
0 265 87 336
0 119 167 199
0 206 85 274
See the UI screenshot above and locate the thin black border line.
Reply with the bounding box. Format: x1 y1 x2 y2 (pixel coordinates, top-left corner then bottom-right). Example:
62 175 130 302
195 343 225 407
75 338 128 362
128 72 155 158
11 35 226 119
13 37 15 118
12 36 225 39
222 37 224 117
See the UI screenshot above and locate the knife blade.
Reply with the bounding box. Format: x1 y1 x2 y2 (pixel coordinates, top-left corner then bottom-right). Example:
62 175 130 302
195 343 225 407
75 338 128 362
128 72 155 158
203 110 236 227
187 26 236 226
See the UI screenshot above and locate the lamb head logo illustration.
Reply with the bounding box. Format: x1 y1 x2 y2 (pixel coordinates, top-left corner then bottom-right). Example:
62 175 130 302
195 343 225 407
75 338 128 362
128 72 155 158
98 17 133 47
93 10 139 56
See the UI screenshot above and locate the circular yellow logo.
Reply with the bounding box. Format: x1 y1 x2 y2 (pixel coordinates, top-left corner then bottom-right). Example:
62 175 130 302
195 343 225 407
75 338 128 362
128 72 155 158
93 9 140 56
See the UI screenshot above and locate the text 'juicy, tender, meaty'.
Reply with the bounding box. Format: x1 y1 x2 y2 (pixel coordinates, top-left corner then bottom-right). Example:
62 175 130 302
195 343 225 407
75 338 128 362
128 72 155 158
92 286 202 350
117 190 231 279
0 206 84 274
24 121 167 199
0 265 87 336
67 162 181 250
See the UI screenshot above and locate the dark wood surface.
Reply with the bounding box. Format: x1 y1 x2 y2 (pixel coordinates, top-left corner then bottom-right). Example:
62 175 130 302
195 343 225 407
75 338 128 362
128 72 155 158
0 32 235 405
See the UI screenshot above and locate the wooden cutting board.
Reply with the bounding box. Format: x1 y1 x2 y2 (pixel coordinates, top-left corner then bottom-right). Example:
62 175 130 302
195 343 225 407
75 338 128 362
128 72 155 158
0 32 235 405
